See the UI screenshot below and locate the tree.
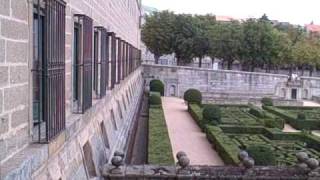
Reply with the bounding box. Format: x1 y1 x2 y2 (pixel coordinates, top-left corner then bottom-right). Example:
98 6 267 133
193 15 215 67
240 16 276 71
141 11 175 64
171 14 197 65
192 15 215 67
208 21 243 70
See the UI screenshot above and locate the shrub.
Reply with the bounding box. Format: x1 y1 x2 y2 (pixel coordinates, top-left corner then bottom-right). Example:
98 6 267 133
264 118 284 129
150 80 164 96
247 145 276 165
206 126 240 165
188 104 206 130
261 97 273 106
249 106 266 118
184 89 202 105
297 112 306 120
203 105 221 125
149 92 162 105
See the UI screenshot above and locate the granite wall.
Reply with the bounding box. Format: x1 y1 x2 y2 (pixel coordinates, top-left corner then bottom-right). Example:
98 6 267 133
0 0 143 179
143 64 320 103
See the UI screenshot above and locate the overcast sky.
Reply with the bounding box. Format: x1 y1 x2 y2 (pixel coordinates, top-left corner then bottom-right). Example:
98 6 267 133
142 0 320 25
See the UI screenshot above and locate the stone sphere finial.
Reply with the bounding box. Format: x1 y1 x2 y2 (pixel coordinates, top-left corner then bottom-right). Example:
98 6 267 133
114 151 125 158
306 158 319 170
178 156 190 168
238 151 249 161
111 155 123 167
243 157 255 169
296 152 309 163
176 151 187 160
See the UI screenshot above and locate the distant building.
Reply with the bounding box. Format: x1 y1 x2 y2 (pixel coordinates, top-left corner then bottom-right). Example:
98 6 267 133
305 23 320 38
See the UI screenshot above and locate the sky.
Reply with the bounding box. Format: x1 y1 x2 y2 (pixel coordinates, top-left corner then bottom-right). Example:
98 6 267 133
142 0 320 25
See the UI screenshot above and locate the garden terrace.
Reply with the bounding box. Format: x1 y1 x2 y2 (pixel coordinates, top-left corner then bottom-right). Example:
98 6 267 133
188 104 320 166
263 106 320 130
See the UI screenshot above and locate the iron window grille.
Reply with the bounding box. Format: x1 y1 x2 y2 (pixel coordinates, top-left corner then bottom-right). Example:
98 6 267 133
107 32 116 89
93 26 108 98
73 14 93 114
32 0 66 143
121 40 126 80
116 37 122 84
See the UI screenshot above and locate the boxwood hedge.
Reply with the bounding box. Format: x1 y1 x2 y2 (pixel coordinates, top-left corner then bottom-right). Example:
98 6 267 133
148 98 174 165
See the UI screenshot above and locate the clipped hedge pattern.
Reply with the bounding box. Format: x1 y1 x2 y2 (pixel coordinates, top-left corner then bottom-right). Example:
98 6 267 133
206 126 241 165
263 106 320 130
148 99 174 165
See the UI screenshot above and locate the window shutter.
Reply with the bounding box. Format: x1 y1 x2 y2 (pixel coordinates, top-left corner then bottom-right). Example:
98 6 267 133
43 0 66 141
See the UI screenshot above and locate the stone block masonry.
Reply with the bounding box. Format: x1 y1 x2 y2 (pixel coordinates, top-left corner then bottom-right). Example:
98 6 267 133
0 0 142 179
0 0 30 166
143 64 320 103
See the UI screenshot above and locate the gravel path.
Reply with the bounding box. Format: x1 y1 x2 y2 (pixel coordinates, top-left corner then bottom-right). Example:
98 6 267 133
283 124 300 133
161 97 224 165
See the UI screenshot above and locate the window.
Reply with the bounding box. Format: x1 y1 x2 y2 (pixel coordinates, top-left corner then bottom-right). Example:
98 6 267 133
32 0 66 142
107 32 116 89
116 37 121 84
73 14 93 113
121 40 126 80
100 121 110 149
93 27 108 98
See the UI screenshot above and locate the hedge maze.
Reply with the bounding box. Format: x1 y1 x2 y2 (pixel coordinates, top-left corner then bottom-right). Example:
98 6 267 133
188 104 320 166
263 106 320 130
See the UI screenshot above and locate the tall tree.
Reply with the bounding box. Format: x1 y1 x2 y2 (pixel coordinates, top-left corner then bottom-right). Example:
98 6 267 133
141 11 175 64
171 14 197 65
192 15 214 67
208 21 243 70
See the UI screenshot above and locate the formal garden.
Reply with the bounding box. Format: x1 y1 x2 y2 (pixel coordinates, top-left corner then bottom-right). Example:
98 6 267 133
185 89 320 166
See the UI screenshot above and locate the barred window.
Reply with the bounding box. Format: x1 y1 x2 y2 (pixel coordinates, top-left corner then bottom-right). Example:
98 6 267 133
73 14 93 113
116 37 122 84
93 27 108 98
32 0 66 142
107 32 116 89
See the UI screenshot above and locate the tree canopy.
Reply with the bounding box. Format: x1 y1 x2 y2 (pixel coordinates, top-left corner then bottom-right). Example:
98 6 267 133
141 11 320 75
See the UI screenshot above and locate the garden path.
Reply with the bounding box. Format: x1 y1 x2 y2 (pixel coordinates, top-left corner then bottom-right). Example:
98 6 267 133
161 97 224 165
303 101 320 107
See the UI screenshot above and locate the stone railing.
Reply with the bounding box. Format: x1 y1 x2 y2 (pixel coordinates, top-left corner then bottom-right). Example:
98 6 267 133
101 151 320 180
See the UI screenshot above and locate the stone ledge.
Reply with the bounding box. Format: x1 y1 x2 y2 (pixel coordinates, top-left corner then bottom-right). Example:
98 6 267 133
102 164 313 179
